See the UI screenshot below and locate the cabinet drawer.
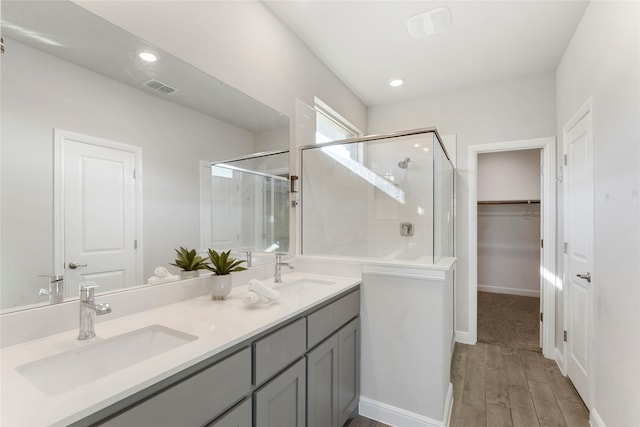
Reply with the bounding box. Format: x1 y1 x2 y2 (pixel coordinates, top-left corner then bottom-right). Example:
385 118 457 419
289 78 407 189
207 398 252 427
254 317 306 385
307 290 360 349
101 347 251 427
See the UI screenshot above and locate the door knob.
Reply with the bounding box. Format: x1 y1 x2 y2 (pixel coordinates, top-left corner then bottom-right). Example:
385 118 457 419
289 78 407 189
576 272 591 283
68 262 87 269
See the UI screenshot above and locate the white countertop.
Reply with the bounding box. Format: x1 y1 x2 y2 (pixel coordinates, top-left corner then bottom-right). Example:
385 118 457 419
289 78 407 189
0 272 360 427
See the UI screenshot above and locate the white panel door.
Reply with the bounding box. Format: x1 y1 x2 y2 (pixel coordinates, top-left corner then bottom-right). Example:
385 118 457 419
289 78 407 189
564 110 593 405
62 137 138 294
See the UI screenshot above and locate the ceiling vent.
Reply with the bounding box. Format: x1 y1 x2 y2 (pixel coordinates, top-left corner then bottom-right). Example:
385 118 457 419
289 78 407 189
144 79 176 94
407 7 451 38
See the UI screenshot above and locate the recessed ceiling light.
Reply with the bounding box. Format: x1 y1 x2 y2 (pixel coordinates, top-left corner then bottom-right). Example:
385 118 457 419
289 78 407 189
407 7 451 38
389 78 404 87
139 51 157 62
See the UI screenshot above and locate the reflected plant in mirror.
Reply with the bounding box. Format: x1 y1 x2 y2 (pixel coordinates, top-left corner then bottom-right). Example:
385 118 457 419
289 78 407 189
0 0 290 312
170 247 209 280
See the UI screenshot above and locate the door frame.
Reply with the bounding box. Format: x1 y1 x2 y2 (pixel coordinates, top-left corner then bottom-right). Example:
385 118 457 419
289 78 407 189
562 98 595 408
53 129 143 289
467 136 557 359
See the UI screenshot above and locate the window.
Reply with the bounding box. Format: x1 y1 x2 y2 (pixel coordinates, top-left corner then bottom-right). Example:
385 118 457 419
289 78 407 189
315 97 360 142
314 97 361 160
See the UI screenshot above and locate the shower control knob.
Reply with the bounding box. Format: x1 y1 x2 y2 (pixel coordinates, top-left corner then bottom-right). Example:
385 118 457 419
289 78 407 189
68 261 87 270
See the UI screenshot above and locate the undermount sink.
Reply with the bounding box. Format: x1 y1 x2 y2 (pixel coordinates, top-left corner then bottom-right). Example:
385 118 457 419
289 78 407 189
17 325 198 396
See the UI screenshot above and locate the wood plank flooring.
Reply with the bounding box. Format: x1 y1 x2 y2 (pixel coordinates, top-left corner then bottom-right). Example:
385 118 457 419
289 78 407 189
348 342 588 427
450 342 589 427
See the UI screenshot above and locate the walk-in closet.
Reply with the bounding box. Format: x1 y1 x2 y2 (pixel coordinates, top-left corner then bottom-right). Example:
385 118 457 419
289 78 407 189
476 149 542 352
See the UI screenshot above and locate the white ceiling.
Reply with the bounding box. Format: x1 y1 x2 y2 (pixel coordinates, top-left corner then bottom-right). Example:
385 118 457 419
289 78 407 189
2 0 288 133
263 0 589 106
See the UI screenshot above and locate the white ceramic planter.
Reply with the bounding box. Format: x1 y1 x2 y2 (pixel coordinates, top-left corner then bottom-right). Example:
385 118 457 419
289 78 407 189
180 270 199 280
209 274 233 300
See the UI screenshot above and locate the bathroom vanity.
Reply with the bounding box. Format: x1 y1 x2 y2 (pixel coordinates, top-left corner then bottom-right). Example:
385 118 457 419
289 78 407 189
0 273 360 426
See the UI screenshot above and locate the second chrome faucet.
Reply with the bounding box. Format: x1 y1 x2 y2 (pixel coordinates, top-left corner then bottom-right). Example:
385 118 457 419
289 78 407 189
78 282 112 340
274 253 294 283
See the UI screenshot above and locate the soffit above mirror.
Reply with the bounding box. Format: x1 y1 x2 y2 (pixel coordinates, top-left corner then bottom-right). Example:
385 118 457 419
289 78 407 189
1 0 288 133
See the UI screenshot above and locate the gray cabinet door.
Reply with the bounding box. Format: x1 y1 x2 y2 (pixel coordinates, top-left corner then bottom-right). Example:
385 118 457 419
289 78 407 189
254 358 306 427
338 318 360 427
306 334 339 427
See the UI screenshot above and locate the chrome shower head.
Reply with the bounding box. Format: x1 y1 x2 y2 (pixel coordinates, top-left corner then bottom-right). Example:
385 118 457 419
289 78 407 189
397 158 411 169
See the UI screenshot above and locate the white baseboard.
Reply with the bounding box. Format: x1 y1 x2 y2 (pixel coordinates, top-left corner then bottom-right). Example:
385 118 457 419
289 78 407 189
590 408 606 427
455 330 476 345
478 285 540 297
359 386 453 427
554 347 566 376
442 383 454 427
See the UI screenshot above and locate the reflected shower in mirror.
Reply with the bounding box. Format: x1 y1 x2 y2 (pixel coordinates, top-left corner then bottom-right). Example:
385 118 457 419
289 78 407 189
0 1 290 312
203 151 290 268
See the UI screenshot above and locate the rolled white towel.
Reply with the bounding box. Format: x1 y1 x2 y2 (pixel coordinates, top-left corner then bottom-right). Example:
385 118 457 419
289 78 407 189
154 266 170 277
242 291 261 306
148 266 179 285
248 279 280 301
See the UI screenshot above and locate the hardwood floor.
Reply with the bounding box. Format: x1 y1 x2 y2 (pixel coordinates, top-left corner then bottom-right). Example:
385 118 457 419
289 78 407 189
348 342 588 427
450 342 589 427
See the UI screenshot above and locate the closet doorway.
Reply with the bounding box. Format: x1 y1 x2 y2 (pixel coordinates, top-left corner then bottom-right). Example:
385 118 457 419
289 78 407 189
467 137 556 359
477 149 542 352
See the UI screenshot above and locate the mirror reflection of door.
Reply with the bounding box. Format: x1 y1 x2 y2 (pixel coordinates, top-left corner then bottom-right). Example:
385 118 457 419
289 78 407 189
55 131 141 296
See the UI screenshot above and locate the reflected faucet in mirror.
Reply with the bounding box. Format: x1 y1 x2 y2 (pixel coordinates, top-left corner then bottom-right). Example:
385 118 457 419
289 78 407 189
38 274 65 304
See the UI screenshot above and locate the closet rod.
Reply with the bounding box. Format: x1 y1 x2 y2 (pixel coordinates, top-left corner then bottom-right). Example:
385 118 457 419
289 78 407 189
477 200 540 205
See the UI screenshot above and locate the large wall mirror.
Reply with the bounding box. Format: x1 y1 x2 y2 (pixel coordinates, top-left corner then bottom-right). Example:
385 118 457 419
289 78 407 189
0 1 290 312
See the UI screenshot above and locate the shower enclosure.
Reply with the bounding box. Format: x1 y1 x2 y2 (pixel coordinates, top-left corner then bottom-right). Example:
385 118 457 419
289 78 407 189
301 128 454 264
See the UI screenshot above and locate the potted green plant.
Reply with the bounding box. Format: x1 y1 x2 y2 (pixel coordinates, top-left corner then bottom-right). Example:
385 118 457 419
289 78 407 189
205 249 247 300
170 246 209 280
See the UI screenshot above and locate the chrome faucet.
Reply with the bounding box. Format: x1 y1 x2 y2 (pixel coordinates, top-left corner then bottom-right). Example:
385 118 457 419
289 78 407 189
78 282 112 340
274 253 294 283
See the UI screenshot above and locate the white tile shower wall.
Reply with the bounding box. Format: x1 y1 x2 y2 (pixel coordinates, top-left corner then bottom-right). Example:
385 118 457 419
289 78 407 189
303 134 436 260
302 149 369 256
365 135 434 260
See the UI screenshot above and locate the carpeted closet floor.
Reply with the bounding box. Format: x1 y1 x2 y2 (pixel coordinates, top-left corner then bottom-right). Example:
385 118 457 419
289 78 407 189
477 291 541 352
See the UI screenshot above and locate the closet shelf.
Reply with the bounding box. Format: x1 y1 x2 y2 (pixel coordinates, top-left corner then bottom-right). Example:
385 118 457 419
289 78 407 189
477 200 540 205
